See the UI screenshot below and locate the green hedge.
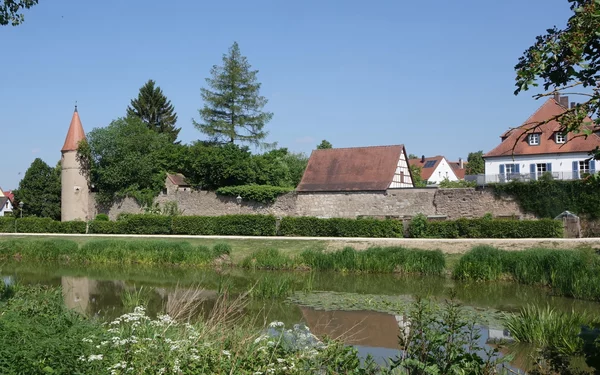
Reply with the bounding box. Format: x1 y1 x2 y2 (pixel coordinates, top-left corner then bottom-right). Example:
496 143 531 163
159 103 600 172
409 217 563 238
0 217 14 233
215 185 294 204
172 215 277 236
0 217 86 234
116 214 172 234
279 217 404 238
88 220 124 234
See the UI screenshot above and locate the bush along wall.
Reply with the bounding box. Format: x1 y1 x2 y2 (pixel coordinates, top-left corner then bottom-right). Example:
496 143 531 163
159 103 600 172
215 185 294 204
278 217 404 238
0 217 86 234
172 215 277 236
408 216 563 239
491 178 600 219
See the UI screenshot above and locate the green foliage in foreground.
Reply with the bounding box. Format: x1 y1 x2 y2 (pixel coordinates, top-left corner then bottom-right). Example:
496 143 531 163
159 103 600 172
240 246 445 275
408 215 563 238
454 246 600 301
0 284 103 374
0 239 228 266
0 283 529 375
216 184 294 204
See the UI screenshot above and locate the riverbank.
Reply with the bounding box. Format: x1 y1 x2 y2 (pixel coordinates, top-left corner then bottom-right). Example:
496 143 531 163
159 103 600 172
2 233 599 254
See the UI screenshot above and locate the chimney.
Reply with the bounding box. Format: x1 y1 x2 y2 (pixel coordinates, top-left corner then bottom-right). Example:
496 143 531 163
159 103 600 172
421 155 425 163
553 92 560 102
571 102 576 109
559 96 569 108
459 157 463 169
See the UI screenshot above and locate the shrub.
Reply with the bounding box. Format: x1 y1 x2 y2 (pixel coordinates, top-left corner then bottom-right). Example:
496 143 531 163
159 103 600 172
216 185 294 204
410 217 563 238
95 213 109 221
116 214 172 235
172 215 277 236
0 217 15 233
279 217 403 238
11 217 86 234
407 214 427 238
88 220 125 234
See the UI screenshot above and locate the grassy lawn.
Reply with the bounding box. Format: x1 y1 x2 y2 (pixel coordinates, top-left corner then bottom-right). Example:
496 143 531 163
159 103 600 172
0 235 329 263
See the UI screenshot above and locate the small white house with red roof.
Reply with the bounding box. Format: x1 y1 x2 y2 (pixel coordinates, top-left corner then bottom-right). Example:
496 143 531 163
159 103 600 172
484 94 600 182
0 187 14 217
408 155 464 184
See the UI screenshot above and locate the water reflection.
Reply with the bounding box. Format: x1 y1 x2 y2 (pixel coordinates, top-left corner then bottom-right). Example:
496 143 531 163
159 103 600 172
2 262 600 373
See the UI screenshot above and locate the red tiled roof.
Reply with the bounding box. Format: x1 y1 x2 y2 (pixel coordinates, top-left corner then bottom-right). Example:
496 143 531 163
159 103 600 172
407 156 444 181
297 145 406 192
4 190 14 203
485 97 600 158
449 162 467 179
167 173 190 186
61 107 86 152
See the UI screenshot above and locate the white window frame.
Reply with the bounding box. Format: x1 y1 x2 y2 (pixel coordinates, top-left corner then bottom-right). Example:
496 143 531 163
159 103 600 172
505 164 515 175
528 133 540 146
579 160 590 174
555 132 566 144
536 163 547 175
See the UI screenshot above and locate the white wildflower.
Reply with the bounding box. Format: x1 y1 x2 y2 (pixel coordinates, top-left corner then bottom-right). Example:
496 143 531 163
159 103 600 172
87 354 103 361
269 321 284 328
222 350 231 357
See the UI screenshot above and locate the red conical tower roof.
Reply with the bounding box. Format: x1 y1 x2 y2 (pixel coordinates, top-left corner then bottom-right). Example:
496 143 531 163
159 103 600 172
61 105 86 152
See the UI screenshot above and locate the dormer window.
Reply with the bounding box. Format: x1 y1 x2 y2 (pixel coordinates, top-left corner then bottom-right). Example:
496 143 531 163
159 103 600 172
555 132 566 144
528 133 540 146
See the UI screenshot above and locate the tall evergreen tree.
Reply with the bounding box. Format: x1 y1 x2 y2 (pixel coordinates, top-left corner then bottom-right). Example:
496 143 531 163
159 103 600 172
317 140 333 149
127 79 180 143
194 42 273 146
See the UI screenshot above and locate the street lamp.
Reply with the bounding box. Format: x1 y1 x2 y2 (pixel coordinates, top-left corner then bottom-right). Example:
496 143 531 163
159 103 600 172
18 201 24 218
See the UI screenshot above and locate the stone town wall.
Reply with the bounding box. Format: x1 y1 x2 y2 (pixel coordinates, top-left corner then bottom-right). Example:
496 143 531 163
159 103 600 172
91 187 527 221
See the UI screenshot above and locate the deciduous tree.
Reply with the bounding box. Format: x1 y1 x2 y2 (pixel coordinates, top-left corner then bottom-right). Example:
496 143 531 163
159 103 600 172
78 116 179 206
410 164 427 187
194 42 273 146
514 0 600 157
13 158 61 219
465 151 484 175
1 0 38 26
127 79 180 143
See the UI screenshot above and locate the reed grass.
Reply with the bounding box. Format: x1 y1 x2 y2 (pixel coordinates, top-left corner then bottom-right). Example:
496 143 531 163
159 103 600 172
504 304 591 354
120 286 152 311
454 246 600 301
239 248 294 270
299 246 445 275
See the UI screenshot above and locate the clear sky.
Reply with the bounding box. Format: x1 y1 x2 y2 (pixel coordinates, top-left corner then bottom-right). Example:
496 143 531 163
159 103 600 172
1 0 572 189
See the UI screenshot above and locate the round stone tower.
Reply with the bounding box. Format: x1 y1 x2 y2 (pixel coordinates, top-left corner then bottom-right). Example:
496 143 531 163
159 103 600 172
61 106 89 222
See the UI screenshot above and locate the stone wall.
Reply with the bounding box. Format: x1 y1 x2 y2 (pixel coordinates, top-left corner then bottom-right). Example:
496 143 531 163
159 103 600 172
92 187 528 221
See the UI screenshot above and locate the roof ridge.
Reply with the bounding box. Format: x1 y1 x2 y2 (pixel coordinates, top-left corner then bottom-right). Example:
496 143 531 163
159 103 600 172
314 144 404 151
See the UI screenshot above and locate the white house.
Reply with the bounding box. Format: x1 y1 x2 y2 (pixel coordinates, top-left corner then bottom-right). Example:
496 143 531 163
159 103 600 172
484 94 600 182
0 188 14 217
408 155 465 184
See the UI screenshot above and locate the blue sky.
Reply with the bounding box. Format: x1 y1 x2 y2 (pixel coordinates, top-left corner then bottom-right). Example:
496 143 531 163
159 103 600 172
1 0 572 189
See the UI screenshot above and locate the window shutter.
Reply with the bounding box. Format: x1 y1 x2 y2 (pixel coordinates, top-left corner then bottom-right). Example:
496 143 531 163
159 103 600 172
530 164 536 180
573 161 579 179
546 163 552 172
499 165 505 174
515 164 520 173
591 160 596 174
